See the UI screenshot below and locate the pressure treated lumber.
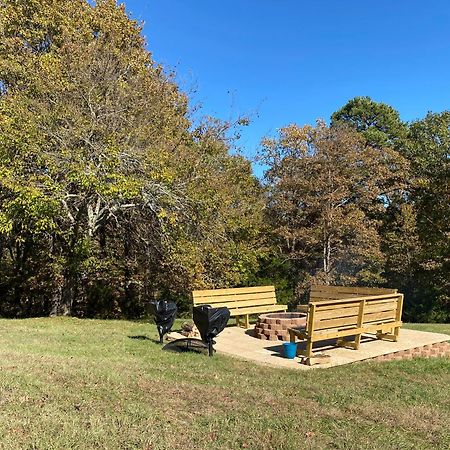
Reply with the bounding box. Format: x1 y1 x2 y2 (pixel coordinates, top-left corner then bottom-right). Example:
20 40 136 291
192 286 286 329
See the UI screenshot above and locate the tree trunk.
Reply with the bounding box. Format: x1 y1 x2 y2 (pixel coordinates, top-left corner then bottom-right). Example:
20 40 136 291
323 234 332 285
123 230 132 309
50 269 75 316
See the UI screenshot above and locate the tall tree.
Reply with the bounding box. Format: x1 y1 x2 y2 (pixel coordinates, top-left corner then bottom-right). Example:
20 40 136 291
402 112 450 321
331 96 408 150
261 121 406 298
0 0 265 317
332 98 449 321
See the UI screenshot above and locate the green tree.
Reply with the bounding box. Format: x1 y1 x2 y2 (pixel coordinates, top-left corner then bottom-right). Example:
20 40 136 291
331 96 408 150
402 112 450 321
0 0 265 317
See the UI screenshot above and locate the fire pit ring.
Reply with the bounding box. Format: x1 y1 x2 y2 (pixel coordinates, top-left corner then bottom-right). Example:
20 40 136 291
253 312 306 341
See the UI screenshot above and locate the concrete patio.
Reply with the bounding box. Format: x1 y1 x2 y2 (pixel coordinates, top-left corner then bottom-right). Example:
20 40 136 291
213 326 450 370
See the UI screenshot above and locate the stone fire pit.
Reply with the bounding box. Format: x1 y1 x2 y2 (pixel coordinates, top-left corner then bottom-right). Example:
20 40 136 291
253 312 307 341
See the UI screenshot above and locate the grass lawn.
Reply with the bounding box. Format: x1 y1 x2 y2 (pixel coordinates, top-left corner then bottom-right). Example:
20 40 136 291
0 319 448 450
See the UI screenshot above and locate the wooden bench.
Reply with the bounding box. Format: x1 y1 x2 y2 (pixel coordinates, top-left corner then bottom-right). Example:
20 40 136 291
297 285 398 312
289 290 404 363
310 285 398 300
192 286 287 329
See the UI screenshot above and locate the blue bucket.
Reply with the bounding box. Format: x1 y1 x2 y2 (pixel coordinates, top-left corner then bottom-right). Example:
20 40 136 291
283 342 297 359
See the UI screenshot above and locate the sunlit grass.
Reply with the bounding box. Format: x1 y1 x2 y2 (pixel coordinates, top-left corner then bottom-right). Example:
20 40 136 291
0 318 448 449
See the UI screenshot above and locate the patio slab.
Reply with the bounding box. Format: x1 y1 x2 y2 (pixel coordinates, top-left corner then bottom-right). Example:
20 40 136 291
213 327 450 370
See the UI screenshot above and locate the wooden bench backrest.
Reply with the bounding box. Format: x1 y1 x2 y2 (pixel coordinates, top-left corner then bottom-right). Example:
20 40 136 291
309 293 403 335
192 286 277 310
310 285 398 302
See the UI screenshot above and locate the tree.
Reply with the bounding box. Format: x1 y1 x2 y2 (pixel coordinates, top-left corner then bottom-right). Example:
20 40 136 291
401 112 450 321
0 0 189 314
380 202 422 319
331 96 408 150
261 121 406 298
332 97 449 322
0 0 266 317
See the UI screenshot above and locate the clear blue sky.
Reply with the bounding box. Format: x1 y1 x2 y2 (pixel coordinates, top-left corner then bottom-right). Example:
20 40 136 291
124 0 450 174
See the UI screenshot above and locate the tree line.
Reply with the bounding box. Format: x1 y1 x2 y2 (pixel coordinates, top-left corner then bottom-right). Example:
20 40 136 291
0 0 448 322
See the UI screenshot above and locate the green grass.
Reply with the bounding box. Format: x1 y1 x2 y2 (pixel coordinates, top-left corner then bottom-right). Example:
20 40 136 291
402 322 450 336
0 319 449 450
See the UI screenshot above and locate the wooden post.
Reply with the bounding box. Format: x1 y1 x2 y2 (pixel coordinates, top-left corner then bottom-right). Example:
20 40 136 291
393 294 403 341
354 298 366 350
305 304 316 359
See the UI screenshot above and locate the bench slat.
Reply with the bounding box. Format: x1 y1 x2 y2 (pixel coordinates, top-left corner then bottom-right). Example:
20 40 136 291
198 298 277 309
228 304 287 316
316 300 398 319
230 305 287 317
310 293 399 307
314 315 359 331
311 285 398 295
314 301 397 320
193 291 276 305
193 286 275 297
311 292 366 300
310 321 401 340
363 310 398 323
314 309 397 332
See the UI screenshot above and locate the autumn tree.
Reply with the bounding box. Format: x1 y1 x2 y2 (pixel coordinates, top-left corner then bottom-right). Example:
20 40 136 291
0 0 265 317
261 121 406 299
332 97 449 321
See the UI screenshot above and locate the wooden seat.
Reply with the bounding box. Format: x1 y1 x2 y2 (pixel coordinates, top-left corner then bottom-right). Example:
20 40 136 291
192 286 287 328
290 288 404 364
297 285 398 312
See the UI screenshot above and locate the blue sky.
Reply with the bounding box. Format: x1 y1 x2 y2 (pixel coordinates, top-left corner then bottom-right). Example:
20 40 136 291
124 0 450 174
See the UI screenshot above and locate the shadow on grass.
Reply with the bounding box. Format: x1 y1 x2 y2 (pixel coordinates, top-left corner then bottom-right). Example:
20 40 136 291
128 335 153 341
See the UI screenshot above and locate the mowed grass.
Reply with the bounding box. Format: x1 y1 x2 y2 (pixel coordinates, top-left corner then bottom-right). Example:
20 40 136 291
0 319 448 450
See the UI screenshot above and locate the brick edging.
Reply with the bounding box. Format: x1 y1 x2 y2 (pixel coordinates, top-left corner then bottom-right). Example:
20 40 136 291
368 341 450 362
